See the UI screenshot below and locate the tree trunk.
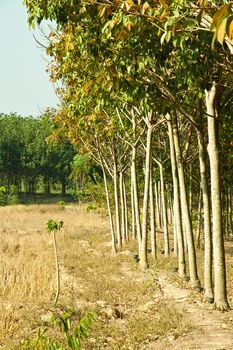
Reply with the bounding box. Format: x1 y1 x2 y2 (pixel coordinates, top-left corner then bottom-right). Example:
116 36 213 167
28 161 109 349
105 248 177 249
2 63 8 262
228 187 232 234
131 144 142 248
206 83 229 310
149 162 156 260
172 114 200 288
159 163 169 256
113 152 122 248
196 186 203 249
139 112 153 269
102 163 117 253
131 170 136 239
61 178 66 195
197 130 214 302
167 114 186 277
189 163 193 218
120 172 126 244
123 174 129 241
154 181 161 229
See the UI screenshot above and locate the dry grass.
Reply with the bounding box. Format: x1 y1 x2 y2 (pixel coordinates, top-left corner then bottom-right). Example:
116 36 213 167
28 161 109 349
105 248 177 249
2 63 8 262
0 203 192 349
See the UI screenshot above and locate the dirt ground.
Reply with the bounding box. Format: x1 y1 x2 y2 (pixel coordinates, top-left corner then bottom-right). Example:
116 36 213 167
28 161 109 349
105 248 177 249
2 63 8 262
0 203 233 349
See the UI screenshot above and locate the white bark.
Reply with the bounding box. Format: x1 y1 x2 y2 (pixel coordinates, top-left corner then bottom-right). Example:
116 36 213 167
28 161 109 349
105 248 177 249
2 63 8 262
167 115 186 277
206 83 229 310
139 112 153 269
172 114 200 288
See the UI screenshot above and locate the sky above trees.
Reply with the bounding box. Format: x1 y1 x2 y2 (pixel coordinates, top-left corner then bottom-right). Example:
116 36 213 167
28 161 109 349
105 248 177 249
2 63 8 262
0 0 59 117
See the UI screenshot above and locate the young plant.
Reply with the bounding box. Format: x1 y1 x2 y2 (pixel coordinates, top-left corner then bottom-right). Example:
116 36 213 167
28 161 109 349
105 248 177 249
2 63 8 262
57 200 65 210
45 219 63 306
21 310 96 350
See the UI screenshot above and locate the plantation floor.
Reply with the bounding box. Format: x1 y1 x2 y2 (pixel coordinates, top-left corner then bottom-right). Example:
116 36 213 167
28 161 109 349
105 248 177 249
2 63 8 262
0 204 233 349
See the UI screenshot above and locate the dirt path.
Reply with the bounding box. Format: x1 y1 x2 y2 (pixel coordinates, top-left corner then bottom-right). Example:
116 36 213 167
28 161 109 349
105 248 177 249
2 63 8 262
148 271 233 350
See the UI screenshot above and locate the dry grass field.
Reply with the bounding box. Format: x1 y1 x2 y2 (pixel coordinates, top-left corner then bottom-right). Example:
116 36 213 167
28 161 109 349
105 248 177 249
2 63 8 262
0 203 192 349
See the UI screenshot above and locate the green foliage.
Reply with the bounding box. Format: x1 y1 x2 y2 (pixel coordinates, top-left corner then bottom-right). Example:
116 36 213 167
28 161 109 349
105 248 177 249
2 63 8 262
21 310 96 350
0 112 76 195
57 200 65 210
8 194 20 205
84 203 97 212
46 219 63 233
0 186 7 206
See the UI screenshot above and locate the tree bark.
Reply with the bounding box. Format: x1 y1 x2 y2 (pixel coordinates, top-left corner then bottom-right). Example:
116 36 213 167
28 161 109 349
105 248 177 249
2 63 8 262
197 130 214 301
102 163 117 253
154 181 161 229
131 144 142 247
172 114 200 288
149 161 156 260
123 173 129 241
130 171 136 239
167 114 186 277
156 161 169 256
206 83 229 310
139 112 153 269
120 172 126 244
113 151 122 248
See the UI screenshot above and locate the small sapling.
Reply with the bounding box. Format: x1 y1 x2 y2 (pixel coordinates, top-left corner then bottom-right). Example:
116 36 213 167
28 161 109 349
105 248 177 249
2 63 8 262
45 219 63 306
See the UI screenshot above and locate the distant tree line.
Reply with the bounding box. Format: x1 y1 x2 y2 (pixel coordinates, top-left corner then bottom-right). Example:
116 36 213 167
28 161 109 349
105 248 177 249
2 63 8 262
0 112 76 195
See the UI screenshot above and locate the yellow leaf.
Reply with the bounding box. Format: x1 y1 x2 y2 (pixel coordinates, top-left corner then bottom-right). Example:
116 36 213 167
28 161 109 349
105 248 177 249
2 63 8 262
125 0 135 11
125 21 134 31
160 9 169 22
211 4 231 30
109 18 119 29
83 80 92 92
216 16 228 45
117 30 128 41
98 5 106 17
141 1 151 15
227 16 233 39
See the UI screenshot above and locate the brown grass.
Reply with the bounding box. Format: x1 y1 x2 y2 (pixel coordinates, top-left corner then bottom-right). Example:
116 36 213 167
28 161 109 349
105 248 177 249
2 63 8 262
0 203 192 349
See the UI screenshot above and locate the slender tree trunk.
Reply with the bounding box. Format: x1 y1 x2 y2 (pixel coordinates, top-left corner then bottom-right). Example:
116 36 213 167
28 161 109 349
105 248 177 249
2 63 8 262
61 179 66 195
102 163 117 253
159 163 169 256
131 145 142 247
197 130 214 301
158 181 163 227
139 113 153 269
131 170 136 239
196 187 203 249
120 172 126 244
228 188 232 234
172 114 200 288
167 115 186 277
206 84 229 310
113 153 122 248
155 181 161 229
149 162 156 260
189 163 193 218
123 175 129 241
53 230 60 306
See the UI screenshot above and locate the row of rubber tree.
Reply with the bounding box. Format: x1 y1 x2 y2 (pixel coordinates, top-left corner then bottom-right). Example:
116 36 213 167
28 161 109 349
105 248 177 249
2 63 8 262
24 1 233 310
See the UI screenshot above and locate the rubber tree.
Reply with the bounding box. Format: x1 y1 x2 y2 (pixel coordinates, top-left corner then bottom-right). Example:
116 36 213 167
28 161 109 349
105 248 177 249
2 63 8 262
196 129 214 302
166 114 186 278
205 83 229 310
172 113 200 289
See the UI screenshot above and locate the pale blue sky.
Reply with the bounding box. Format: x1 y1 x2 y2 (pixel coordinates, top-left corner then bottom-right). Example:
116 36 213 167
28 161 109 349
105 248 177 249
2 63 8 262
0 1 59 117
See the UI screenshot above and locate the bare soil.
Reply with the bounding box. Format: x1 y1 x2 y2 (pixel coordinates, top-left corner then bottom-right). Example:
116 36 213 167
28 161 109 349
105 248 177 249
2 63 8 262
148 271 233 350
